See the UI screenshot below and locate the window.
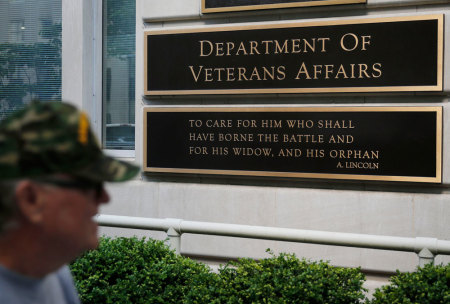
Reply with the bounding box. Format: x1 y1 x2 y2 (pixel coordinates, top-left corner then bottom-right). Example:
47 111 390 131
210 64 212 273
0 0 62 120
102 0 136 150
8 20 25 43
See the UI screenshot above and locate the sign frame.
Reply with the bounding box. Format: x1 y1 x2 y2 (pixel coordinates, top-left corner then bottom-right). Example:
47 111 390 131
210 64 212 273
202 0 366 14
143 106 442 183
144 14 443 96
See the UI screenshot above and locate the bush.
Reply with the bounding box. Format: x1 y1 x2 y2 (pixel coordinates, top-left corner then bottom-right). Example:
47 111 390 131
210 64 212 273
70 237 367 303
369 263 450 304
70 237 218 303
214 250 367 304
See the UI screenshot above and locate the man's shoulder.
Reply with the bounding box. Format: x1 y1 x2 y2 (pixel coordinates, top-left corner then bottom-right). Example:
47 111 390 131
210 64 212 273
0 264 80 304
55 265 81 304
0 264 40 302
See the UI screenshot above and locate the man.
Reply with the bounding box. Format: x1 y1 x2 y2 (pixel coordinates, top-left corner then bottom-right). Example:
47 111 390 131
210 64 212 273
0 101 139 303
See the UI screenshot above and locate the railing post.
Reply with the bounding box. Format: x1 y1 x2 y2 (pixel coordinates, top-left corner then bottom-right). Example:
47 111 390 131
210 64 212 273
167 227 181 254
415 237 437 267
166 218 182 254
418 248 435 267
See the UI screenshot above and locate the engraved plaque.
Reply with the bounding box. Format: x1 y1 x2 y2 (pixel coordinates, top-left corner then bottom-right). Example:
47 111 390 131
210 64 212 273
145 15 443 95
144 106 442 183
202 0 366 14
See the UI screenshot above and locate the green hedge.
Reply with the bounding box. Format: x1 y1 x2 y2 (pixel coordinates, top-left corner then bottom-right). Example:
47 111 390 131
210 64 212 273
69 237 216 303
70 237 450 303
70 237 366 303
211 250 366 304
368 263 450 304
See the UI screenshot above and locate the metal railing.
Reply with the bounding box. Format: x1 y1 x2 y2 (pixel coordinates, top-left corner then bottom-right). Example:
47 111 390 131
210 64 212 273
96 214 450 267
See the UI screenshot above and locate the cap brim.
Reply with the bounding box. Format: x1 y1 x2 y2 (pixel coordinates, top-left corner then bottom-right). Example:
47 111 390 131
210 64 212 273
74 154 140 182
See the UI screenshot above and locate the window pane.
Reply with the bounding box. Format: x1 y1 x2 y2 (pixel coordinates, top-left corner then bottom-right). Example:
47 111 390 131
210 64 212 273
103 0 135 150
0 0 62 120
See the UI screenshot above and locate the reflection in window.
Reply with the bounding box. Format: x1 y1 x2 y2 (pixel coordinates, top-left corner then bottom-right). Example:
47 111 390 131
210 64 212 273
0 0 61 120
8 20 25 43
102 0 135 150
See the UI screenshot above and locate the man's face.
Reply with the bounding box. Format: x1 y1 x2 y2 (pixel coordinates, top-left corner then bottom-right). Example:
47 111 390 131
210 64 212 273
36 176 110 258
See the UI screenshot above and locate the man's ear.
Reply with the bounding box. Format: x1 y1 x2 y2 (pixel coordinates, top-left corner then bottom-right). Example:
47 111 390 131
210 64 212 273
14 181 45 224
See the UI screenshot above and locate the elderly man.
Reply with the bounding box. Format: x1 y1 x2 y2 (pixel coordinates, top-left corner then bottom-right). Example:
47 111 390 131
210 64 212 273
0 101 139 303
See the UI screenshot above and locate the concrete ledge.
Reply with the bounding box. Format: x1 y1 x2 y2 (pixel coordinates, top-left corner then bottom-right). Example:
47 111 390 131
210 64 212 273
142 0 200 21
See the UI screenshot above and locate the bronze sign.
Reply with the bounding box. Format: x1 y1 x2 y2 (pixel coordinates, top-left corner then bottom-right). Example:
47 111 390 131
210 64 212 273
144 15 443 96
202 0 366 14
143 106 442 183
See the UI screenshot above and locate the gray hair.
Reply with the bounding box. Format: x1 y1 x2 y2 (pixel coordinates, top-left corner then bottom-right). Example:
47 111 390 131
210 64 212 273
0 180 19 233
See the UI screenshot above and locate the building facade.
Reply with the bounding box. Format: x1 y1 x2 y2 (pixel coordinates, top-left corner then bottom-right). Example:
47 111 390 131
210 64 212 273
2 0 449 292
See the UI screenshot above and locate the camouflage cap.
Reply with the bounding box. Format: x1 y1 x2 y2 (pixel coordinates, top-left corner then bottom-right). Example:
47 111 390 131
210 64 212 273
0 101 139 182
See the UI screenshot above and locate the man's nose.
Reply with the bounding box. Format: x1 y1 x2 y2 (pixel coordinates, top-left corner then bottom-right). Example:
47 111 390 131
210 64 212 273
97 188 110 205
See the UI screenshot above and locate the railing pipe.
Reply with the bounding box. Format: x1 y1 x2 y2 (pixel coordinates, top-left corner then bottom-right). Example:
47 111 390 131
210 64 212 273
96 214 450 264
